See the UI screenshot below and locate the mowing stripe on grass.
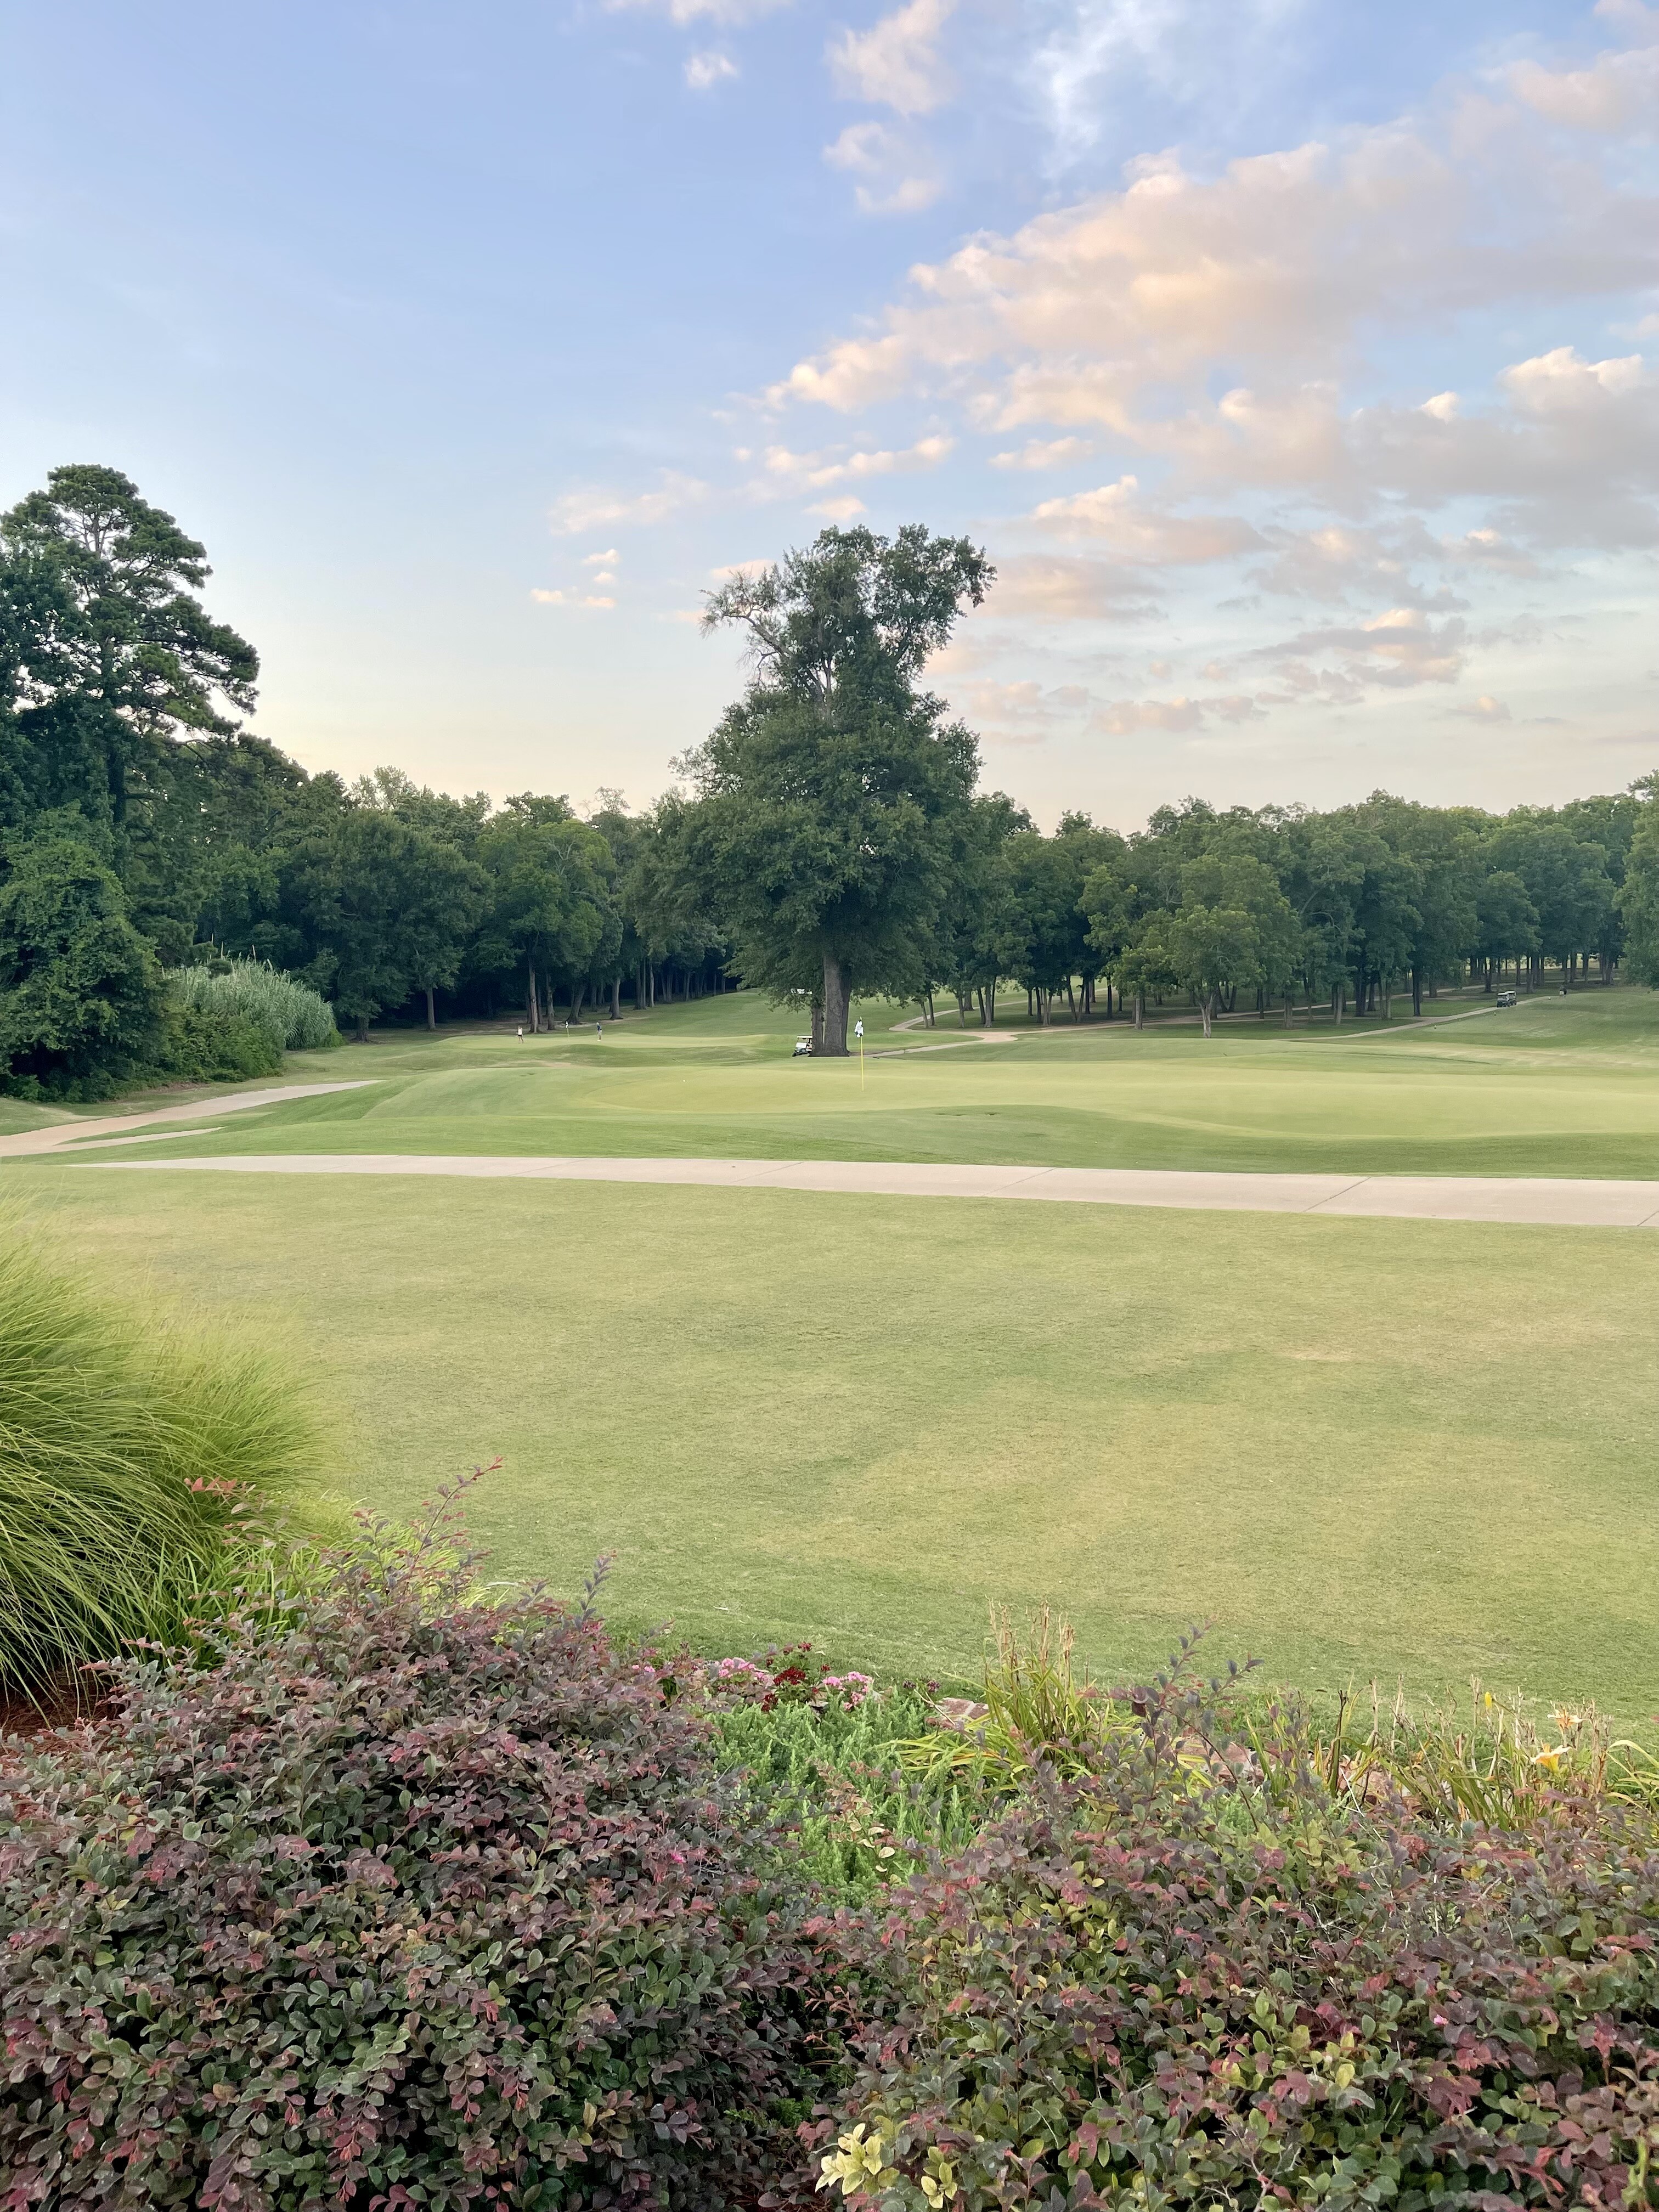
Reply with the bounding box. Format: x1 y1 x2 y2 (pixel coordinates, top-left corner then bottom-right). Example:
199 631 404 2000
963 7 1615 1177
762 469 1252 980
77 1153 1659 1226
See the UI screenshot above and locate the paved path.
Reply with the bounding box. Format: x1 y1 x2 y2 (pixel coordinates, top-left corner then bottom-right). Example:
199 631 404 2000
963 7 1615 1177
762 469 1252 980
75 1152 1659 1227
0 1081 376 1159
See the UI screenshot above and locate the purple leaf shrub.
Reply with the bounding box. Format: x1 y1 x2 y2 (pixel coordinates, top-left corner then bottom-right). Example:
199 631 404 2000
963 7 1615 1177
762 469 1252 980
0 1523 830 2212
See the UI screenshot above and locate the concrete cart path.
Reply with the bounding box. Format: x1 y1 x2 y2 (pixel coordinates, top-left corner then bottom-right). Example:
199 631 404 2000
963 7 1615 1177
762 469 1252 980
0 1081 377 1159
70 1152 1659 1227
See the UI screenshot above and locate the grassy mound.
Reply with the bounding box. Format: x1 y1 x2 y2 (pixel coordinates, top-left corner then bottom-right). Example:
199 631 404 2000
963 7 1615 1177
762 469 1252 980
0 1233 321 1695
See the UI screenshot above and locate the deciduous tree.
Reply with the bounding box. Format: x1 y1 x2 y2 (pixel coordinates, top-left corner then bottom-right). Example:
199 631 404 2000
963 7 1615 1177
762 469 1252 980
690 525 991 1053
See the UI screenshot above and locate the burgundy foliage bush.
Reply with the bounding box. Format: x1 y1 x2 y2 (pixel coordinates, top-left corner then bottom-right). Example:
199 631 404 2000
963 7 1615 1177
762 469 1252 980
0 1530 830 2212
812 1672 1659 2211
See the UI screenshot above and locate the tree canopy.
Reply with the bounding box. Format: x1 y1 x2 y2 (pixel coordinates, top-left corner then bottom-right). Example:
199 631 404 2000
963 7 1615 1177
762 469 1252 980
687 525 990 1052
0 466 1655 1098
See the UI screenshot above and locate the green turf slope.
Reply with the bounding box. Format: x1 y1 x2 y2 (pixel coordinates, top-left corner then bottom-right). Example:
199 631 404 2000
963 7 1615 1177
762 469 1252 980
70 984 1659 1181
19 1163 1658 1720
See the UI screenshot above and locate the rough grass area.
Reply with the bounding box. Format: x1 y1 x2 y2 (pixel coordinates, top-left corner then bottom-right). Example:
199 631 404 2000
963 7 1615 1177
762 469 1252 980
80 982 1659 1180
16 1163 1658 1723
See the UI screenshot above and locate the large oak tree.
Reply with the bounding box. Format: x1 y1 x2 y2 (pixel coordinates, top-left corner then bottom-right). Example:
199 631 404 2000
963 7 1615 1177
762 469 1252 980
686 525 991 1054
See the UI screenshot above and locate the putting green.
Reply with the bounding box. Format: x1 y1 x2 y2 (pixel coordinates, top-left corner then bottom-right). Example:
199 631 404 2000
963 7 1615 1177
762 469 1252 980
67 983 1659 1181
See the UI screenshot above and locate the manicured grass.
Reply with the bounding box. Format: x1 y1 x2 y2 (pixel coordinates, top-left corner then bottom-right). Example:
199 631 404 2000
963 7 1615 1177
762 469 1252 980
81 983 1659 1180
16 1161 1658 1722
0 1100 70 1136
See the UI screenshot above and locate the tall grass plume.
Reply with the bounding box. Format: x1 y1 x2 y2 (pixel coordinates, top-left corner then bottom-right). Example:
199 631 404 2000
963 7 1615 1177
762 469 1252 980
167 956 338 1053
0 1233 323 1698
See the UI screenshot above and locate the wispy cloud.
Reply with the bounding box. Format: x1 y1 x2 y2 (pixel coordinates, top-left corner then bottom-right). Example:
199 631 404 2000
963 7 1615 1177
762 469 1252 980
827 0 956 115
549 472 708 534
823 119 941 213
608 0 789 24
990 436 1096 470
531 588 616 610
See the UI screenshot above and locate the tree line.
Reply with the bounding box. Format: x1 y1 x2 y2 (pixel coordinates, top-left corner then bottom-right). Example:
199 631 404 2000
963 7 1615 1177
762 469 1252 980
1 463 1655 1090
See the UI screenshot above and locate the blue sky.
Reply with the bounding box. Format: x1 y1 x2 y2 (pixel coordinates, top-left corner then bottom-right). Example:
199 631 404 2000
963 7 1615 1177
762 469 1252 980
1 0 1655 826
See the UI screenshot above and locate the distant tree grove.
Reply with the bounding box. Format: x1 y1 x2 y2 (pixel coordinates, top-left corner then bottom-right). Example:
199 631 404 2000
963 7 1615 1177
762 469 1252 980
1 464 1655 1090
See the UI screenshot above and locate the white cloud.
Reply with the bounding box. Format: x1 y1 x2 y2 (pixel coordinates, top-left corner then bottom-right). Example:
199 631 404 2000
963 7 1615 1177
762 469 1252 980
952 676 1091 746
582 548 620 566
1095 695 1206 735
608 0 788 24
1028 473 1262 561
765 54 1659 617
531 589 617 610
1509 43 1659 132
757 433 953 494
1265 607 1468 689
1441 527 1538 576
1596 0 1659 38
828 0 956 116
807 495 868 520
549 472 708 533
823 121 941 213
771 104 1656 456
1449 693 1514 721
685 49 739 87
1028 0 1308 166
982 554 1160 621
990 435 1096 469
1248 522 1420 601
1499 346 1644 411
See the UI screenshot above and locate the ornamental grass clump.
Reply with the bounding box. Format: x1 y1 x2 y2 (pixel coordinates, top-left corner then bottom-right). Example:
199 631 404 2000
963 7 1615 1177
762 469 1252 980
0 1233 318 1697
0 1489 833 2212
812 1640 1659 2212
897 1606 1134 1797
167 955 338 1053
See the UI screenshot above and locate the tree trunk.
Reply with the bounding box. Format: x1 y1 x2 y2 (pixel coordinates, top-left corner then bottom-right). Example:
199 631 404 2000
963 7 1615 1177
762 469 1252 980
821 955 851 1054
425 985 437 1031
611 977 621 1020
987 983 997 1023
572 984 586 1025
355 1014 370 1043
1199 991 1214 1039
1284 985 1294 1028
1066 977 1078 1022
1133 990 1144 1030
810 995 825 1053
528 962 541 1033
1412 964 1423 1017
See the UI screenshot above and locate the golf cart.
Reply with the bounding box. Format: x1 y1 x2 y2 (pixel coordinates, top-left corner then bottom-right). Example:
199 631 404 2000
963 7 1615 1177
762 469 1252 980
792 1035 814 1056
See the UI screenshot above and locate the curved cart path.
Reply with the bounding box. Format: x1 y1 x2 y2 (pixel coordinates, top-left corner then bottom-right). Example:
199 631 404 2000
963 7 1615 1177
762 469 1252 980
69 1152 1659 1227
0 1082 376 1158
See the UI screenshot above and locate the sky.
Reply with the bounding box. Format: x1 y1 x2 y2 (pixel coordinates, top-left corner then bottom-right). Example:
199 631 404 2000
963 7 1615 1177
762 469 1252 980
1 0 1655 830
